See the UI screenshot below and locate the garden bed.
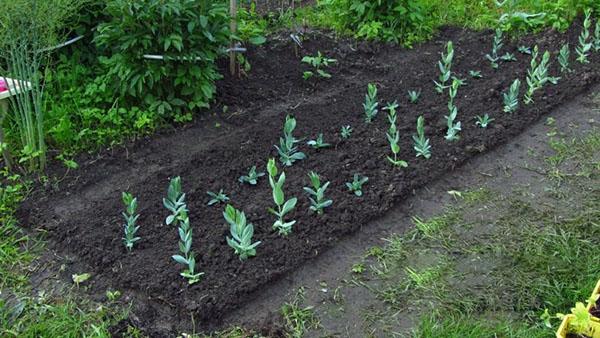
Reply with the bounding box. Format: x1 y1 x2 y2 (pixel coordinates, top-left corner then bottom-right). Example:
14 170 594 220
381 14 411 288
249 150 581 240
20 22 600 335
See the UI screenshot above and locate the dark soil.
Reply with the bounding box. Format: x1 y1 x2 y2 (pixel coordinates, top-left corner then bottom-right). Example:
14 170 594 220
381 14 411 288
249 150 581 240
590 297 600 318
20 20 600 336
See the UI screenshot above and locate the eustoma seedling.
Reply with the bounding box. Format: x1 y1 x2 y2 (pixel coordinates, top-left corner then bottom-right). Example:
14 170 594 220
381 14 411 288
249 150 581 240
164 177 203 285
503 79 520 114
524 46 560 105
384 101 408 167
434 41 454 93
239 166 265 185
346 174 368 197
121 192 141 251
445 79 462 141
224 204 260 260
558 44 571 73
307 133 331 149
594 20 600 52
485 29 503 69
412 116 431 159
207 189 229 206
267 158 297 235
340 125 352 139
303 171 332 215
576 9 593 64
408 90 421 104
275 115 306 166
475 114 494 128
363 83 379 123
302 51 337 80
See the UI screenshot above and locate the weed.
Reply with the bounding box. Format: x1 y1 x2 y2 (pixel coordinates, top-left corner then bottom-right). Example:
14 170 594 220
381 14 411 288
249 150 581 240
302 51 337 80
281 288 319 338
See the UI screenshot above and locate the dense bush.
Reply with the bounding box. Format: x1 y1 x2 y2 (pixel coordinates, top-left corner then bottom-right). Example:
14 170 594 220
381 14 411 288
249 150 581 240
94 0 231 120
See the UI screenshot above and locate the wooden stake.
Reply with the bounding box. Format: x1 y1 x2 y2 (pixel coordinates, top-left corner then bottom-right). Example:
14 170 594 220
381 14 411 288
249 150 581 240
229 0 237 76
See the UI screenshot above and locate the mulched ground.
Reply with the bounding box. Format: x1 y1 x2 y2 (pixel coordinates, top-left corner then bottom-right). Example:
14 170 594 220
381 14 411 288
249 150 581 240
20 19 600 336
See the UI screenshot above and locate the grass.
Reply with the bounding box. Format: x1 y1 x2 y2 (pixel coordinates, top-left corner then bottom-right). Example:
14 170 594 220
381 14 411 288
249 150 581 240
353 126 600 337
280 288 320 338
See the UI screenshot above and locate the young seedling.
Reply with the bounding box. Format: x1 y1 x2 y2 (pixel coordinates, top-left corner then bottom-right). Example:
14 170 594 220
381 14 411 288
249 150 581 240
408 90 421 103
448 78 460 111
239 166 265 185
500 52 516 62
524 46 560 105
412 116 431 159
121 192 141 252
556 298 600 338
385 101 408 167
165 177 203 285
302 51 337 80
475 114 494 128
163 176 186 226
303 171 332 215
267 158 297 236
340 125 353 139
346 174 368 197
434 41 454 93
207 189 229 206
485 29 503 69
469 70 482 79
275 115 306 166
445 106 461 141
576 9 593 64
518 46 532 54
594 21 600 52
503 79 520 113
223 204 261 260
363 83 379 123
558 44 571 73
307 133 331 149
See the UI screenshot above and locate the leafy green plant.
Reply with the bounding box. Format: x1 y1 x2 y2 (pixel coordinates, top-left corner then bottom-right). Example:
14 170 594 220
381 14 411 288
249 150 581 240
434 41 454 93
346 174 368 197
594 21 600 52
558 44 571 73
503 79 521 113
524 46 560 105
555 297 600 338
518 46 532 54
500 52 516 62
469 70 482 79
267 158 297 236
275 115 306 166
340 125 353 139
95 0 230 117
385 101 408 167
307 133 331 149
121 192 141 252
445 106 461 142
447 78 460 112
239 166 265 185
302 51 337 80
165 177 203 285
408 90 421 103
223 204 260 260
475 114 494 128
363 83 379 123
303 172 333 215
485 29 504 69
575 9 593 64
412 116 431 159
207 189 229 206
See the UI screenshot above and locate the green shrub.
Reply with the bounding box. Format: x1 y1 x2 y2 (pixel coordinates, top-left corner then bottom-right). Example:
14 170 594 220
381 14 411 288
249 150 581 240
94 0 231 119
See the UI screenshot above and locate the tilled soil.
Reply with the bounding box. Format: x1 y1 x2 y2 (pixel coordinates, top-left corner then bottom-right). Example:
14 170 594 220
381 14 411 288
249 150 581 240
20 21 600 336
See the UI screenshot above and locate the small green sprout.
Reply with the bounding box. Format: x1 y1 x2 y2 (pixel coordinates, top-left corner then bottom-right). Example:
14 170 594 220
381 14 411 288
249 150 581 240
434 41 454 93
475 114 494 128
594 21 600 52
485 29 503 69
558 44 571 73
385 101 408 168
500 52 516 62
524 46 560 105
72 273 91 287
575 9 593 64
303 171 333 215
445 106 461 141
224 204 261 260
351 263 365 274
302 51 337 80
239 166 265 185
275 115 306 166
555 297 600 337
307 133 331 149
408 90 421 103
412 116 431 159
340 125 353 139
267 158 297 236
166 177 203 285
106 290 121 302
469 70 482 78
448 78 460 111
163 176 186 226
503 79 520 113
363 83 379 123
207 189 229 206
346 174 368 197
121 192 141 251
518 46 532 54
